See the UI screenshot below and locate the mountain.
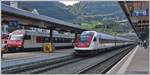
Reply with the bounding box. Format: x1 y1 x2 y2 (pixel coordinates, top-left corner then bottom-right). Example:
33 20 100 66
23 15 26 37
2 1 132 34
2 1 126 24
20 1 76 21
67 1 126 23
2 1 76 22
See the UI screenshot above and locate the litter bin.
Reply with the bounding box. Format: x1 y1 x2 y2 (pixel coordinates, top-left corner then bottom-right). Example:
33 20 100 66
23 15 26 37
43 43 54 53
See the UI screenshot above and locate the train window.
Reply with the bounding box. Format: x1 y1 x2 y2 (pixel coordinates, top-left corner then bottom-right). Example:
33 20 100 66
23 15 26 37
71 39 73 42
54 38 57 43
69 39 71 42
62 38 64 42
36 36 43 43
57 38 60 42
67 38 69 42
61 38 63 42
99 38 101 43
24 35 31 40
63 38 66 42
93 37 96 41
58 38 61 43
66 38 69 43
108 40 110 43
63 38 65 42
52 38 55 42
44 37 49 42
68 38 71 43
54 38 55 42
64 38 66 42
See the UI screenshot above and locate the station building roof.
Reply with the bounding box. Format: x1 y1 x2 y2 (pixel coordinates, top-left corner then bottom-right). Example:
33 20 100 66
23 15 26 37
1 4 89 33
119 1 149 42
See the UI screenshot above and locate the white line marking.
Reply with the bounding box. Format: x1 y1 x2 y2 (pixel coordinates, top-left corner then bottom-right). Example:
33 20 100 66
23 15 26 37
117 46 139 73
106 46 137 74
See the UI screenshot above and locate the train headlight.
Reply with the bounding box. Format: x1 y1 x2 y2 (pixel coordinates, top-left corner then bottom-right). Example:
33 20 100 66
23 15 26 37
18 45 22 47
75 42 79 47
86 42 90 46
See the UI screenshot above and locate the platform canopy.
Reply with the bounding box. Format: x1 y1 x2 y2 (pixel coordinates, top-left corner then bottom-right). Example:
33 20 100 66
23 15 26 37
119 1 149 42
1 4 89 33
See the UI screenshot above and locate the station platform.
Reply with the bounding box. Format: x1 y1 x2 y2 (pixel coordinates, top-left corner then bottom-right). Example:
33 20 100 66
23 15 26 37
107 45 149 74
1 49 74 68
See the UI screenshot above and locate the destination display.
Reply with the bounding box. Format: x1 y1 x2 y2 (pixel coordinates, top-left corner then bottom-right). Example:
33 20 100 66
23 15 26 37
132 9 149 16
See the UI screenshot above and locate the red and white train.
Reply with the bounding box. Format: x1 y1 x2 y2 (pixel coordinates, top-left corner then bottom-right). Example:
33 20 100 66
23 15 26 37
7 30 74 51
1 33 9 53
74 31 134 55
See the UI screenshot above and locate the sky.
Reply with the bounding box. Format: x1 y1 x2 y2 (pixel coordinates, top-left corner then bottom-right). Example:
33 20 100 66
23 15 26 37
59 1 80 6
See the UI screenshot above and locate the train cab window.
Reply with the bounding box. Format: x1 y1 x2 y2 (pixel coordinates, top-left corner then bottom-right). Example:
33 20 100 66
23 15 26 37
10 34 24 40
93 37 96 41
24 35 31 40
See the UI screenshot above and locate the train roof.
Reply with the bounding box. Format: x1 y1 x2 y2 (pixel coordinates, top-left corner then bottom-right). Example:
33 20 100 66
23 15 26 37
9 29 74 38
2 4 88 32
97 32 115 40
84 31 132 41
115 36 131 41
98 32 132 41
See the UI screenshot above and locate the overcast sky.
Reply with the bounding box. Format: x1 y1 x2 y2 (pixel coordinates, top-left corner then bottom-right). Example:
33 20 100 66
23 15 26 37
59 1 80 6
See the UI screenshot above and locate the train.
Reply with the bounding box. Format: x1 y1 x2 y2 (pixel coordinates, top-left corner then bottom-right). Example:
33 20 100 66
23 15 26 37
74 31 134 55
1 33 9 53
7 29 74 51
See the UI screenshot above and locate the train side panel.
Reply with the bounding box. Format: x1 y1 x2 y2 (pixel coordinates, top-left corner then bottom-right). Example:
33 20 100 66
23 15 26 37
74 31 134 55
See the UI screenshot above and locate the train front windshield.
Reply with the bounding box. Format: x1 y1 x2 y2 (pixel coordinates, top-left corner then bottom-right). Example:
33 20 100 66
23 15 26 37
80 35 89 42
75 32 94 47
10 34 24 40
79 32 94 42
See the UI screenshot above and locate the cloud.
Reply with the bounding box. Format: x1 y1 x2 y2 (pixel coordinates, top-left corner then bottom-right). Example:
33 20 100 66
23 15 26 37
59 1 79 6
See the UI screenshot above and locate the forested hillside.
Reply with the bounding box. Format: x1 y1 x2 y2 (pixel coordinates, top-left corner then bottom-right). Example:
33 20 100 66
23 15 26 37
2 1 133 35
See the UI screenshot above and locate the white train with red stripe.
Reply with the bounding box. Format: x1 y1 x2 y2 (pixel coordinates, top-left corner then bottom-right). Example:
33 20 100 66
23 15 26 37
74 31 134 55
7 30 74 51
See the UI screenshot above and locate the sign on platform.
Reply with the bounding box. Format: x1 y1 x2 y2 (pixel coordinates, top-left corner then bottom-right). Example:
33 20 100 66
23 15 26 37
132 9 149 16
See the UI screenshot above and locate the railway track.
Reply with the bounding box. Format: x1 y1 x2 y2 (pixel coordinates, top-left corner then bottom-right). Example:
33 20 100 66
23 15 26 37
41 45 135 74
2 55 76 74
76 45 135 74
2 45 136 74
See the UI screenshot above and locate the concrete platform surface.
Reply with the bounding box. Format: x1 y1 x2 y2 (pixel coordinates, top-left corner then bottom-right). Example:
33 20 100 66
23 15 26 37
125 46 149 74
107 45 149 74
1 49 74 68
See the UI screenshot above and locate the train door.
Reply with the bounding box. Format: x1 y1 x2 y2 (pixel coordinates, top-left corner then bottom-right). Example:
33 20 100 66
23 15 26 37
98 35 102 49
93 36 98 49
23 34 32 48
32 35 38 47
99 35 105 49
